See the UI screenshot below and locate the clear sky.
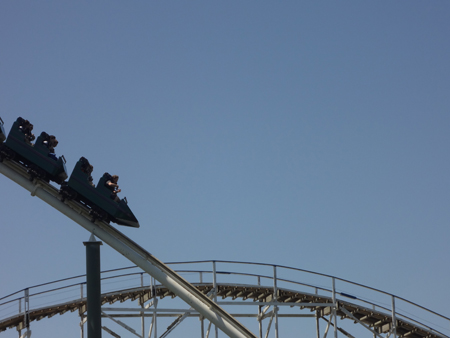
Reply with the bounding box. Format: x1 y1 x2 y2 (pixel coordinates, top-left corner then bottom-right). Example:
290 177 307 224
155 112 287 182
1 1 449 337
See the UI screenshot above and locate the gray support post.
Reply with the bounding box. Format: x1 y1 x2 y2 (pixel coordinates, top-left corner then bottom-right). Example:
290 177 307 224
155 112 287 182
24 288 30 338
141 273 145 338
152 277 157 338
332 278 337 338
273 266 279 338
81 284 84 338
199 270 205 338
373 304 376 338
18 298 21 338
316 288 320 338
201 316 205 338
212 261 218 338
258 276 262 338
84 234 103 338
316 310 320 338
391 296 396 338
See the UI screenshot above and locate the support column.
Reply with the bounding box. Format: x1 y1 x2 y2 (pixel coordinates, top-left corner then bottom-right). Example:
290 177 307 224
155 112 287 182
84 234 103 338
141 273 145 338
273 266 279 338
80 284 85 338
332 278 337 338
22 288 31 338
258 276 262 338
315 310 320 338
391 296 397 338
315 288 320 338
212 261 218 338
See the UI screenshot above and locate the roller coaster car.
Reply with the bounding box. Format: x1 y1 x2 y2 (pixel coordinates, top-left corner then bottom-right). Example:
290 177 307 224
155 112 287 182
0 117 68 184
60 157 140 228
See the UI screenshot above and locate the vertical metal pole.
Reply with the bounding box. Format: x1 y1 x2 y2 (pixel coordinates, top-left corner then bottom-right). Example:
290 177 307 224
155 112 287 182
332 278 337 338
315 287 320 338
212 261 218 338
200 271 204 338
258 276 262 338
391 296 397 338
24 288 30 338
18 298 21 338
141 273 145 338
316 310 320 338
84 235 103 338
273 266 279 338
201 316 205 338
373 304 376 338
152 277 157 338
81 284 84 338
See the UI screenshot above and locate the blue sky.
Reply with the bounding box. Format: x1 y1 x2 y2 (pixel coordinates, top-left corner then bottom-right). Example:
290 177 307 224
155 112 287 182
1 1 449 337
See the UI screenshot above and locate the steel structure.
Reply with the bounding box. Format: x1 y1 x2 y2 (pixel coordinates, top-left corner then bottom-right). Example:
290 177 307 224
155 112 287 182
1 158 449 338
0 262 449 338
0 157 255 338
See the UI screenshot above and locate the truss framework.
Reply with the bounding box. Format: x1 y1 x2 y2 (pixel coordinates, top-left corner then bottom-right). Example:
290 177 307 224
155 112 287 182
1 280 448 338
1 143 448 338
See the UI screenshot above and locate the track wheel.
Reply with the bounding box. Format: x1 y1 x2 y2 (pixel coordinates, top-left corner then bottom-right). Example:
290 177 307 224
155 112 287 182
90 207 108 223
28 164 47 182
0 146 15 162
59 183 77 202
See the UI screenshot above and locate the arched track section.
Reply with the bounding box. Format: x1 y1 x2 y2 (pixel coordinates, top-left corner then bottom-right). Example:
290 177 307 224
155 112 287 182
1 262 449 338
1 147 448 338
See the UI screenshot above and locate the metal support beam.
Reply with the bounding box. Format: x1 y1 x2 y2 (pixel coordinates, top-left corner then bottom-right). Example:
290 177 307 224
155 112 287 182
23 288 30 338
316 310 320 338
159 310 191 338
102 311 140 337
273 266 279 338
339 307 385 338
140 273 145 338
212 261 218 338
84 235 103 338
332 278 337 338
391 296 397 338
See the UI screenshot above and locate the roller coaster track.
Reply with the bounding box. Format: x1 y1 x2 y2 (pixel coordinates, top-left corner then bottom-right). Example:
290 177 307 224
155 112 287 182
1 261 449 338
0 159 256 338
1 159 449 338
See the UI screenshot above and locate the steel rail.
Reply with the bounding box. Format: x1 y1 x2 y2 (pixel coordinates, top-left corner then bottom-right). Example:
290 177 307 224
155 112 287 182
2 259 450 338
0 159 257 338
